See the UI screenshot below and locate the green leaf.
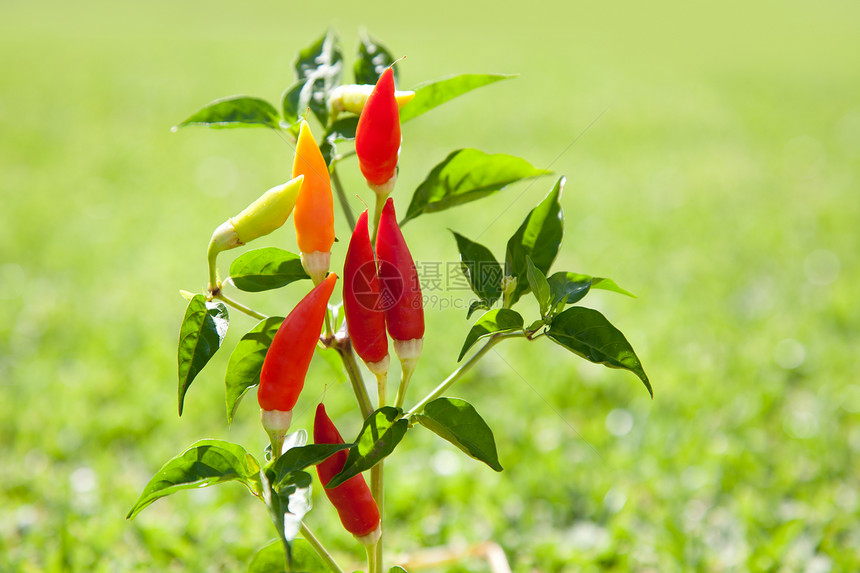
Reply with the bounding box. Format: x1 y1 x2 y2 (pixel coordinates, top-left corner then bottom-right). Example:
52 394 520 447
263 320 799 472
281 81 305 132
177 295 229 416
228 248 310 292
127 440 259 519
504 177 565 306
415 398 503 472
321 116 360 166
354 31 398 85
546 272 636 309
458 309 523 361
173 96 281 130
467 300 487 320
247 538 328 573
389 568 408 573
526 257 552 318
451 231 503 313
224 316 284 425
294 30 343 125
261 469 313 566
401 149 549 225
591 277 637 298
547 306 652 397
399 73 516 123
547 272 592 306
327 407 408 489
271 443 354 484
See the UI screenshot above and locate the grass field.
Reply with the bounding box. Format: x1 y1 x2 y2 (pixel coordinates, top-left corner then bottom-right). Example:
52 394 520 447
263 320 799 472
2 0 859 571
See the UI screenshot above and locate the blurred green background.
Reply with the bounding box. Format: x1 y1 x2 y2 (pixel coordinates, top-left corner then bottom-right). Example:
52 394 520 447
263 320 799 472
2 0 859 571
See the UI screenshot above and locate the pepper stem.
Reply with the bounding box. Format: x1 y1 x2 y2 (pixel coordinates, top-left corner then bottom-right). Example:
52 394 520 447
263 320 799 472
366 541 379 573
336 341 374 420
393 339 423 409
331 167 357 230
371 462 385 573
371 190 389 246
300 523 345 573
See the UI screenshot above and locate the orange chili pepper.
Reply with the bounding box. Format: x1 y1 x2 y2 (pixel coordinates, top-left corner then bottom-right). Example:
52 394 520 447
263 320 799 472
292 119 335 284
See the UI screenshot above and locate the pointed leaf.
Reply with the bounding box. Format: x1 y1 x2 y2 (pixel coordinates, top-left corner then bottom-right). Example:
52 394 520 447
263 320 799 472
547 272 636 308
326 407 408 489
261 469 313 565
399 73 516 122
505 177 565 306
459 309 523 361
591 277 637 298
127 440 258 519
281 80 306 133
416 398 502 471
247 538 328 573
467 300 488 319
547 272 592 306
224 316 284 424
389 568 408 573
451 231 503 310
547 306 652 397
525 257 552 318
294 30 343 125
271 443 355 483
174 96 281 130
354 31 398 85
177 295 228 416
228 248 310 292
401 149 550 225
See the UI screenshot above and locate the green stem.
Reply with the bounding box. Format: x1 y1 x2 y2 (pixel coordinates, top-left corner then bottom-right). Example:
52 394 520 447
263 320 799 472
206 241 220 294
371 462 384 572
366 541 379 573
300 523 345 573
338 343 374 419
407 331 524 417
371 191 388 246
393 366 414 410
331 167 356 230
213 293 267 321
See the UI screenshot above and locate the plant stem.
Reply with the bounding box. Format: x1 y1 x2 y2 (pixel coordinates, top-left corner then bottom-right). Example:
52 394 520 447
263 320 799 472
394 366 414 410
331 167 356 230
300 523 345 573
371 191 388 245
337 343 374 420
366 541 379 573
407 331 524 417
213 293 268 321
371 462 384 572
206 241 219 294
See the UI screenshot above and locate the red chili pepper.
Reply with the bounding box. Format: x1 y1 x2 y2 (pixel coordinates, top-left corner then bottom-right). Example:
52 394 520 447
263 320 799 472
376 198 424 342
314 404 381 544
355 67 401 194
376 198 423 406
343 210 389 375
258 273 338 413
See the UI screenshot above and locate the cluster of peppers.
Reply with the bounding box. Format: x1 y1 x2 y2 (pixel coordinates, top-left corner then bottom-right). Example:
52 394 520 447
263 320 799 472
210 67 422 545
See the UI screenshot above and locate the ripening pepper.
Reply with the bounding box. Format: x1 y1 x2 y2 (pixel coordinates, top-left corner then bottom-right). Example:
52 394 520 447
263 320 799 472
314 403 381 545
375 198 423 405
343 210 389 377
258 273 337 454
292 120 335 284
355 67 401 195
328 83 415 120
208 175 304 256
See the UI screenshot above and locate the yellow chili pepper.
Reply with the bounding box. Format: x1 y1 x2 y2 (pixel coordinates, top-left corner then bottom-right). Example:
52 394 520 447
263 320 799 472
328 84 415 120
292 120 335 284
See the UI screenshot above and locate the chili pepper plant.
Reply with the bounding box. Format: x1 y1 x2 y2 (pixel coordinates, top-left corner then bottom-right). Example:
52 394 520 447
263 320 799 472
128 29 653 572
